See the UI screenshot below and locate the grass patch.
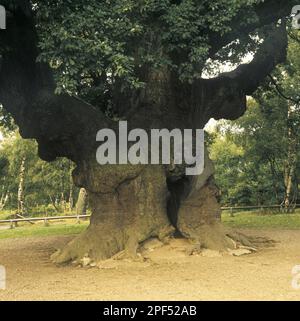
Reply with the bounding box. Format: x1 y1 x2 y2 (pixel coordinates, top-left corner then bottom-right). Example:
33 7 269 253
0 210 15 220
1 210 300 241
0 221 88 239
222 211 300 229
0 210 80 220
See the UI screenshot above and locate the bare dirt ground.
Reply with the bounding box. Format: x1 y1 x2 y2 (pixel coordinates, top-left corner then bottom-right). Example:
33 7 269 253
0 229 300 301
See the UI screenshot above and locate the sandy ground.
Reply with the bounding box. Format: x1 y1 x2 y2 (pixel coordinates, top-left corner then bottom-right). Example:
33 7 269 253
0 229 300 301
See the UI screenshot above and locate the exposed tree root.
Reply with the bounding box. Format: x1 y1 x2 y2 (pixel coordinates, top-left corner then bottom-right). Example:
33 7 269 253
51 221 276 266
51 223 175 265
226 230 276 249
179 226 276 257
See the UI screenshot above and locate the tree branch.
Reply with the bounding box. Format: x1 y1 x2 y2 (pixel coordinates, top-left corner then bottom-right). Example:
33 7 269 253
0 2 112 163
217 23 288 95
192 23 289 122
208 0 297 58
268 74 300 104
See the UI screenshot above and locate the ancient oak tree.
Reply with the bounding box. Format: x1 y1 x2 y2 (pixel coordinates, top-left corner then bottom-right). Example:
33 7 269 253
0 0 297 263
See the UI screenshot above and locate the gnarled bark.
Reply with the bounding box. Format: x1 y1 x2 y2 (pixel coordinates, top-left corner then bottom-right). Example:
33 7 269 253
52 165 174 263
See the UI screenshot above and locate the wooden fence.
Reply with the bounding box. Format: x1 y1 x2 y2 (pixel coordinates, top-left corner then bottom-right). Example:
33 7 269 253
0 204 299 228
0 214 90 229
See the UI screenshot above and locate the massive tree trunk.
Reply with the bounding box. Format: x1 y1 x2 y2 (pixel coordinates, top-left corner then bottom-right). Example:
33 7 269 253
53 165 174 263
0 2 292 264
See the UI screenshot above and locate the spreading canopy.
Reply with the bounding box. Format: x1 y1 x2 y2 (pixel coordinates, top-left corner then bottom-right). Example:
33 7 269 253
0 0 297 163
1 0 297 117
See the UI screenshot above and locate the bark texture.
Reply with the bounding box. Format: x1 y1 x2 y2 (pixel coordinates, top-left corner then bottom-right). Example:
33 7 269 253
17 157 27 216
75 188 87 216
0 2 293 263
0 190 9 211
283 103 298 211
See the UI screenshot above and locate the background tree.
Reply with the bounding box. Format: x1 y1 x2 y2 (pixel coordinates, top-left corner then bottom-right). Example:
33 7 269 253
0 130 78 213
210 33 300 209
76 188 88 217
0 153 10 211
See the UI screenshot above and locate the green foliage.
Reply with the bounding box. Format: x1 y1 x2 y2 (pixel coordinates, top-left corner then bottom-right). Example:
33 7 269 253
210 132 249 205
0 221 88 239
210 35 300 206
0 105 15 131
2 210 300 242
210 98 296 205
36 0 263 109
222 210 300 229
0 131 78 212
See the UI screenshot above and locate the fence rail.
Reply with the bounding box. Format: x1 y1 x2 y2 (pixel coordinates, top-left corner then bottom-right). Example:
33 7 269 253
221 204 300 210
222 205 276 210
0 214 91 227
0 204 300 227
